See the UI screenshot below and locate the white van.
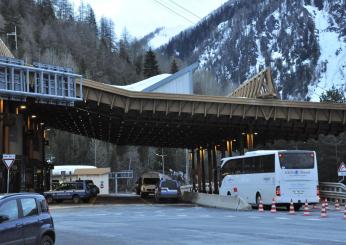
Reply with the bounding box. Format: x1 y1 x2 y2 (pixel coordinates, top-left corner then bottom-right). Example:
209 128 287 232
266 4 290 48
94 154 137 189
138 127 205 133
138 172 170 198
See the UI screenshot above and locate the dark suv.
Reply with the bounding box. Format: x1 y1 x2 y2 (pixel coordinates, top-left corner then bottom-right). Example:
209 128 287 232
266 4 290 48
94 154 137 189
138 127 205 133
44 180 100 204
0 193 55 245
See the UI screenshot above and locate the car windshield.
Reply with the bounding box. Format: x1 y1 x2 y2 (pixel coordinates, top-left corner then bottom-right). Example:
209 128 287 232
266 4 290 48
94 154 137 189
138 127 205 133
143 178 159 185
161 180 178 190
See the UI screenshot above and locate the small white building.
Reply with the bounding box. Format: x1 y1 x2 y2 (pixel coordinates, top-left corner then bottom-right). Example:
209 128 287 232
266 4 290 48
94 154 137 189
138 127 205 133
115 63 197 94
52 165 110 195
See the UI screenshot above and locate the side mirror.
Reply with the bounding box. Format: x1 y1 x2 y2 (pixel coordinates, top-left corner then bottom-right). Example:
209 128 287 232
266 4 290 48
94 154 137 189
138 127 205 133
0 215 9 223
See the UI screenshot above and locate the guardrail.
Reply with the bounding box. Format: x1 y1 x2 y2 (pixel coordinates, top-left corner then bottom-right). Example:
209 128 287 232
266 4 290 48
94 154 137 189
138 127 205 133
180 183 211 193
320 182 346 204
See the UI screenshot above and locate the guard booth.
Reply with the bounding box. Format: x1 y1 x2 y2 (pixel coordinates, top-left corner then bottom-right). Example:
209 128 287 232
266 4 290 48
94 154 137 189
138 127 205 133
109 171 134 194
0 53 83 193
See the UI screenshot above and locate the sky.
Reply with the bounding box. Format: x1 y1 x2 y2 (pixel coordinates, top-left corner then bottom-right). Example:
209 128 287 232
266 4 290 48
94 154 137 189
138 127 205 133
72 0 228 38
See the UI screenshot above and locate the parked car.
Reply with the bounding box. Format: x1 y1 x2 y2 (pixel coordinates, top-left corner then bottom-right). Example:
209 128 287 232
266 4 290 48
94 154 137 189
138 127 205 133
0 193 55 245
155 179 181 202
44 180 99 204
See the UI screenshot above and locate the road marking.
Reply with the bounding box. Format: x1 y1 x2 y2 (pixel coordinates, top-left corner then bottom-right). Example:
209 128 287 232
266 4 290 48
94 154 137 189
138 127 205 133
275 217 290 220
306 218 322 221
248 216 260 219
225 215 235 218
177 214 187 217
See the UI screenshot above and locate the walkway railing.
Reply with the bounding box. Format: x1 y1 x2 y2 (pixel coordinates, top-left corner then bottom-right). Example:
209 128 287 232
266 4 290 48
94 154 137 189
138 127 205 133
0 56 82 104
320 182 346 204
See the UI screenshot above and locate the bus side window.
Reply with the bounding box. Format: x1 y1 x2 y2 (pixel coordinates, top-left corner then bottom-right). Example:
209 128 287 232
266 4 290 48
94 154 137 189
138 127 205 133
260 155 275 173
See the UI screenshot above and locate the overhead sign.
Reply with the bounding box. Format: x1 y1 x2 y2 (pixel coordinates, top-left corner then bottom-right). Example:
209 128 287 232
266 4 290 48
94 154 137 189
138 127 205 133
338 162 346 176
2 154 15 170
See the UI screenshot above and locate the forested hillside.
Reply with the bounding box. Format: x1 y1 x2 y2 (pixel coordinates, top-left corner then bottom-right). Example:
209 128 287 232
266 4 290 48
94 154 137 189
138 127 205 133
0 0 186 182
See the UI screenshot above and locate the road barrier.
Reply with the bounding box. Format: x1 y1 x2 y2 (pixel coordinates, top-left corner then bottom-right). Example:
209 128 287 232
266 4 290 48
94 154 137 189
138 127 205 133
182 192 251 211
303 200 310 216
289 199 295 215
320 182 346 204
321 201 327 218
270 198 277 213
258 199 264 212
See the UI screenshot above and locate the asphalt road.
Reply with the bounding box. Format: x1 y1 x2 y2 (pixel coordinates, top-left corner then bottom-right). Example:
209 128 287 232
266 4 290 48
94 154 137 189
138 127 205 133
51 202 346 245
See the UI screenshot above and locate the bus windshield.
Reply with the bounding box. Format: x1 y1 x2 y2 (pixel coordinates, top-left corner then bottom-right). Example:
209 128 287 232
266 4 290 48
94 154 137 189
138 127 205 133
279 152 314 169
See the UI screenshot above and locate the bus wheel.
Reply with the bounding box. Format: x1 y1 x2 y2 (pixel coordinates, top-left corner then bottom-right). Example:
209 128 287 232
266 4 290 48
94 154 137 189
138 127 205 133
294 204 302 211
227 191 231 196
256 193 261 206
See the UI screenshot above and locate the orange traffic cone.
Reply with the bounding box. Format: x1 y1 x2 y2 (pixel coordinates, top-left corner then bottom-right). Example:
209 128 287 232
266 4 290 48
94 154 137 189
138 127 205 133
270 198 277 213
344 204 346 220
335 199 340 211
258 199 264 212
288 199 295 215
325 198 329 210
321 202 327 218
303 200 311 216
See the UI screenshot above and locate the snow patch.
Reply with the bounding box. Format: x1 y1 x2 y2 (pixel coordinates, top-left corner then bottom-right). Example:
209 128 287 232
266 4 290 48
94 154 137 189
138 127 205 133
148 26 187 49
304 5 346 101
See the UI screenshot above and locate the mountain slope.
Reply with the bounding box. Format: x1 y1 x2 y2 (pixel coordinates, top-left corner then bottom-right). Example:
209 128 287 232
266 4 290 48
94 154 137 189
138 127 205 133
161 0 346 100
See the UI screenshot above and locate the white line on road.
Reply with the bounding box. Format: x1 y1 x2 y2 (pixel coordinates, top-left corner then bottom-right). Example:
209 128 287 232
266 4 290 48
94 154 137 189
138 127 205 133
177 214 187 217
225 215 235 218
275 217 290 220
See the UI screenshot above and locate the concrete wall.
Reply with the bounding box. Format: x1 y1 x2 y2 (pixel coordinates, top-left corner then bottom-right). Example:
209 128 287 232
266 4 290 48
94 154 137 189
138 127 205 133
182 192 252 211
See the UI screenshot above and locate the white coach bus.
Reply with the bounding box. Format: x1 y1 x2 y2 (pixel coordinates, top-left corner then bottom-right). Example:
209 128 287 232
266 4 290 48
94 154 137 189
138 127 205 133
219 150 319 209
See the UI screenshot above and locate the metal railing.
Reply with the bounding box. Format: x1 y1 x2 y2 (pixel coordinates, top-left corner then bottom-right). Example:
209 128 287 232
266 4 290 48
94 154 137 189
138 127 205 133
320 182 346 204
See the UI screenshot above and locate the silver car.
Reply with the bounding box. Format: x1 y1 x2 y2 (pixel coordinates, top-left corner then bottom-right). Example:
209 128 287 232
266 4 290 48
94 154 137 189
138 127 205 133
155 180 181 202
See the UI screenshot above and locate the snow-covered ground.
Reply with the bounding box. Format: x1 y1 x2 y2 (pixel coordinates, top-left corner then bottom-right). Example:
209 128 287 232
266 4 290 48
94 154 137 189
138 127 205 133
305 5 346 101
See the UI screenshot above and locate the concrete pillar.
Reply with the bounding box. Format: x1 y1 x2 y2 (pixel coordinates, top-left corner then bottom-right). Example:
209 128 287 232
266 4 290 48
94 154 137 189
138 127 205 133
196 148 202 192
207 147 212 194
0 99 3 153
191 149 196 191
247 133 254 150
227 140 233 157
239 133 245 155
201 148 206 193
212 145 219 194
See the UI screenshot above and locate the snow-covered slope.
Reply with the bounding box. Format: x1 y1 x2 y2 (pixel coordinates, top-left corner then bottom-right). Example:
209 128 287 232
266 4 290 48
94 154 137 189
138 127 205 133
305 5 346 101
148 25 187 49
161 0 346 101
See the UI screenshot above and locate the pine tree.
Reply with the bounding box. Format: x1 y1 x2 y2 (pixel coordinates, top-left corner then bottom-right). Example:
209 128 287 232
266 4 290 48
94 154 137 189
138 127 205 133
143 48 159 78
319 86 345 103
170 58 179 73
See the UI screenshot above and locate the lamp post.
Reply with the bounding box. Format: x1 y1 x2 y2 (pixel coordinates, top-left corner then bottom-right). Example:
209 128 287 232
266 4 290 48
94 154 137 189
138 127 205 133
7 26 18 50
155 148 167 175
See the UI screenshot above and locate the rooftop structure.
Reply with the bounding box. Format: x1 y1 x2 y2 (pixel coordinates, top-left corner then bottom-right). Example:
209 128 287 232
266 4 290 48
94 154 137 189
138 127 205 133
114 63 197 94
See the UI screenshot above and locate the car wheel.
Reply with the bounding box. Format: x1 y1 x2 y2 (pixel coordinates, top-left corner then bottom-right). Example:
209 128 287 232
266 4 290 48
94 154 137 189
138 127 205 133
72 195 80 204
40 235 54 245
46 195 53 204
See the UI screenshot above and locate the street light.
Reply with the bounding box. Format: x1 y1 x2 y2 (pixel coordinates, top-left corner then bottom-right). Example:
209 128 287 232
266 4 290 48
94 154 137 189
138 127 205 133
155 148 167 175
6 26 17 50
